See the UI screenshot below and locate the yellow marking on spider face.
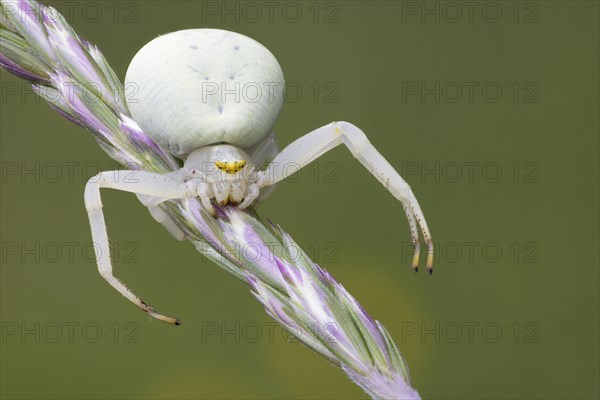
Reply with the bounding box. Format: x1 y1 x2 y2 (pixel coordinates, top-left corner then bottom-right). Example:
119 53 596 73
215 160 246 174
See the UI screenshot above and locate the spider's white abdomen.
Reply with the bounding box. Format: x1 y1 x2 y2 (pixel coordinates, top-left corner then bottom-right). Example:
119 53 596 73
125 29 285 156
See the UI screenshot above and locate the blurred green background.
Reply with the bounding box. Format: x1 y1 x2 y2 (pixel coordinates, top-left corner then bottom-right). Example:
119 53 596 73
1 1 598 399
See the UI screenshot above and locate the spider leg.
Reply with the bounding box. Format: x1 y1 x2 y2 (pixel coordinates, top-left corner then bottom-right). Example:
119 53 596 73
137 195 186 241
239 183 260 209
197 182 216 216
258 121 434 272
248 132 280 204
84 170 197 324
405 205 422 272
136 171 187 241
249 132 280 168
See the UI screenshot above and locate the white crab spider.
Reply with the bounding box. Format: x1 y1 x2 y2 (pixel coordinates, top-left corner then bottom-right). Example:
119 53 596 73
84 29 433 325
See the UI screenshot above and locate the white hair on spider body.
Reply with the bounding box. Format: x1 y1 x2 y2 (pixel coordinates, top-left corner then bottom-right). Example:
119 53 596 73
125 29 285 156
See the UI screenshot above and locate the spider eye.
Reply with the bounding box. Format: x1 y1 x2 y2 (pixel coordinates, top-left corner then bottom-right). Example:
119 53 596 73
215 160 246 174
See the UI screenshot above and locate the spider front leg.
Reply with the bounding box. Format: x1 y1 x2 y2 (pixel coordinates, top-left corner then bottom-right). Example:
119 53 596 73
84 170 197 324
257 121 434 273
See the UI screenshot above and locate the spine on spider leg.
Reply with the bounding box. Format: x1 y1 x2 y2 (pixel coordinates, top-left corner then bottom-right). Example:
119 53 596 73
0 1 422 398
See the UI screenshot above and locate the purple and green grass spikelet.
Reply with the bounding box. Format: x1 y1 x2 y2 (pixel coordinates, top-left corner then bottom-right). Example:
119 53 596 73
0 1 422 398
